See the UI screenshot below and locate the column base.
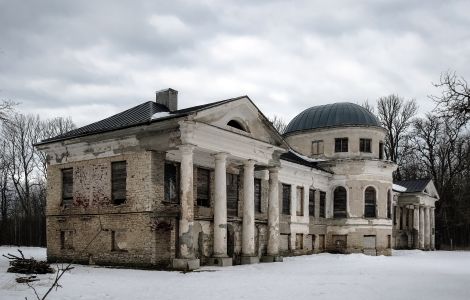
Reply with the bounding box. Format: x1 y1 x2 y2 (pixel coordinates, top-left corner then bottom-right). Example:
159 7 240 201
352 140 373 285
208 256 233 267
241 256 259 265
172 258 200 271
261 255 283 263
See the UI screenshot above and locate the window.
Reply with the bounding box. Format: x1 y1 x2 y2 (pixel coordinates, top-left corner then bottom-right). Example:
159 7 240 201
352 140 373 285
227 120 247 132
393 206 397 225
296 187 304 216
296 234 304 250
308 189 315 216
311 140 324 155
164 162 180 203
335 138 348 152
364 187 376 218
282 184 291 215
319 234 325 250
319 191 326 218
360 138 372 153
254 178 262 213
61 168 73 204
111 230 127 252
196 168 210 207
379 142 384 159
227 173 239 216
387 235 392 249
60 231 73 250
333 186 347 218
387 190 392 219
111 161 127 205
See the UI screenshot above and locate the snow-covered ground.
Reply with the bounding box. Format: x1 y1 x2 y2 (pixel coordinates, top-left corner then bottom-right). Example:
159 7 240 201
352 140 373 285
1 247 469 300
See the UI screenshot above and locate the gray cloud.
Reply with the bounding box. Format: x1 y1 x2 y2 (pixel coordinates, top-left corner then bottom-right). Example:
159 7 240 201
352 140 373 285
1 0 469 125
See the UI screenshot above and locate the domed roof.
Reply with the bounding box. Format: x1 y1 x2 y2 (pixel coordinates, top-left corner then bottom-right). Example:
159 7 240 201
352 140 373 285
284 102 381 135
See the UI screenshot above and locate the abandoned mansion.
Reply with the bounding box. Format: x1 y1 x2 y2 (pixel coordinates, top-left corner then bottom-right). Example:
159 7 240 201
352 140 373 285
36 89 439 270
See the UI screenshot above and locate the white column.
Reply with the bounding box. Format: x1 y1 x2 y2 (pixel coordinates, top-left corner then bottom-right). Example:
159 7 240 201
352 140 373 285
242 160 256 260
177 144 195 259
419 206 425 249
213 153 228 258
413 205 420 249
431 208 435 250
424 207 431 250
267 167 280 258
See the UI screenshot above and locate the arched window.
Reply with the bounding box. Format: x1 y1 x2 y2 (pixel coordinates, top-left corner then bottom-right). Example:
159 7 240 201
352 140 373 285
387 190 392 219
364 187 376 218
333 186 347 218
227 120 247 132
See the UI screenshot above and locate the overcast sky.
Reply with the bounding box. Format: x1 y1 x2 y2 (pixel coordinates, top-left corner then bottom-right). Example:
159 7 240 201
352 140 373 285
1 0 469 126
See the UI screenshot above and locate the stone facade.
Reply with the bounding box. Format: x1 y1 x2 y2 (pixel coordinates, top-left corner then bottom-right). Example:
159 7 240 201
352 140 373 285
37 91 438 271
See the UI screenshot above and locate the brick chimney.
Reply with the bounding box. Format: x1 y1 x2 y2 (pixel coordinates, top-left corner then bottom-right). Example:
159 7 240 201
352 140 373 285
156 88 178 112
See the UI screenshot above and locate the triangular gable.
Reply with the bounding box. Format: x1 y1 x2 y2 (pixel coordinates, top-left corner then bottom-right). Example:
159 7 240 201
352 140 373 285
424 180 440 200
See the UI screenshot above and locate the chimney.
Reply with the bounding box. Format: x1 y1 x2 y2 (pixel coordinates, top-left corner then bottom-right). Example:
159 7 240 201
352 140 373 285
156 88 178 112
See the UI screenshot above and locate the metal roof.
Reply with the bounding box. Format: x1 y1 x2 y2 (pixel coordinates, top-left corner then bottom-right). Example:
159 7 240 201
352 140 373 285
284 102 381 135
393 179 432 193
280 150 332 173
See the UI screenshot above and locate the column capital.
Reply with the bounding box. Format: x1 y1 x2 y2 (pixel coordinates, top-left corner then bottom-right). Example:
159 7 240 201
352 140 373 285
213 152 228 161
243 159 256 168
179 144 195 154
268 166 279 174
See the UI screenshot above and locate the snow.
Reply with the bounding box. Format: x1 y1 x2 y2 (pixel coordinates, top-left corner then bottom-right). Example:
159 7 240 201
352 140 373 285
393 183 407 192
1 246 470 300
289 149 327 163
151 112 171 120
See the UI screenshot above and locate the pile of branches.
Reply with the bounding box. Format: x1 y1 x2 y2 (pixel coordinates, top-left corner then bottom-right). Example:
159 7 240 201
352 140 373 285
2 249 54 275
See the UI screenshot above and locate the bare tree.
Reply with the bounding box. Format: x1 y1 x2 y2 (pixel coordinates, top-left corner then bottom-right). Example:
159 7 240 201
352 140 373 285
376 95 418 178
0 100 16 123
269 115 287 134
360 100 375 114
432 71 470 122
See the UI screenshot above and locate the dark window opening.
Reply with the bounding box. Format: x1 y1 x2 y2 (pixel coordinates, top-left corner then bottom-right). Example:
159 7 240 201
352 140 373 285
379 142 384 159
393 206 397 225
227 173 239 216
296 186 304 216
227 120 247 132
254 178 262 213
164 162 180 204
333 186 347 218
197 168 211 207
319 191 326 218
309 189 315 217
335 138 348 152
360 138 372 153
387 190 392 219
111 161 127 205
364 187 376 218
62 168 73 204
282 184 291 215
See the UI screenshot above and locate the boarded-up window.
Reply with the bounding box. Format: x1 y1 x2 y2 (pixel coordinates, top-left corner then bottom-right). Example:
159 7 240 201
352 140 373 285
364 187 376 218
319 191 326 218
296 234 303 250
282 184 291 215
60 231 73 250
227 173 239 216
332 234 347 252
309 189 315 216
333 186 347 218
363 235 376 249
311 140 324 155
360 138 372 152
62 168 73 204
254 178 262 213
164 162 180 203
197 168 210 207
379 142 384 159
296 186 304 216
111 161 127 205
387 190 392 219
335 138 348 152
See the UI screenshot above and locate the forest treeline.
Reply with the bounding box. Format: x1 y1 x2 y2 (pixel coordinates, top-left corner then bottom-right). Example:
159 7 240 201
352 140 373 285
0 102 75 246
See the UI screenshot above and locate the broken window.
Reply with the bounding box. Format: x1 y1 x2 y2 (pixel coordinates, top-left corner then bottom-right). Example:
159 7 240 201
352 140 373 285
311 140 324 155
364 187 376 218
282 184 291 215
335 138 348 152
61 168 73 205
227 120 247 132
164 162 180 204
227 173 239 216
333 186 347 218
296 186 304 216
360 138 372 153
308 189 315 217
111 161 127 205
60 230 73 250
319 191 326 218
196 168 210 207
254 178 262 213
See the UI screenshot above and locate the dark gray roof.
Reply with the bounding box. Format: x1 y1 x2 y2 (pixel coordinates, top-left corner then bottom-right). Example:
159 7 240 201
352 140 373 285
394 179 432 193
284 102 381 135
280 150 332 173
37 96 245 145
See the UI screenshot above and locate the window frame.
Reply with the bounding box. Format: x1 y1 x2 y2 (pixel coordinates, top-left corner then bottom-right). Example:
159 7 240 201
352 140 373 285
61 168 73 205
282 184 291 215
254 178 262 213
334 138 348 153
196 167 211 207
308 189 315 217
364 186 377 218
379 142 384 159
333 186 347 218
319 191 326 218
360 138 372 153
296 186 304 216
111 161 127 205
164 161 180 204
311 140 324 155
